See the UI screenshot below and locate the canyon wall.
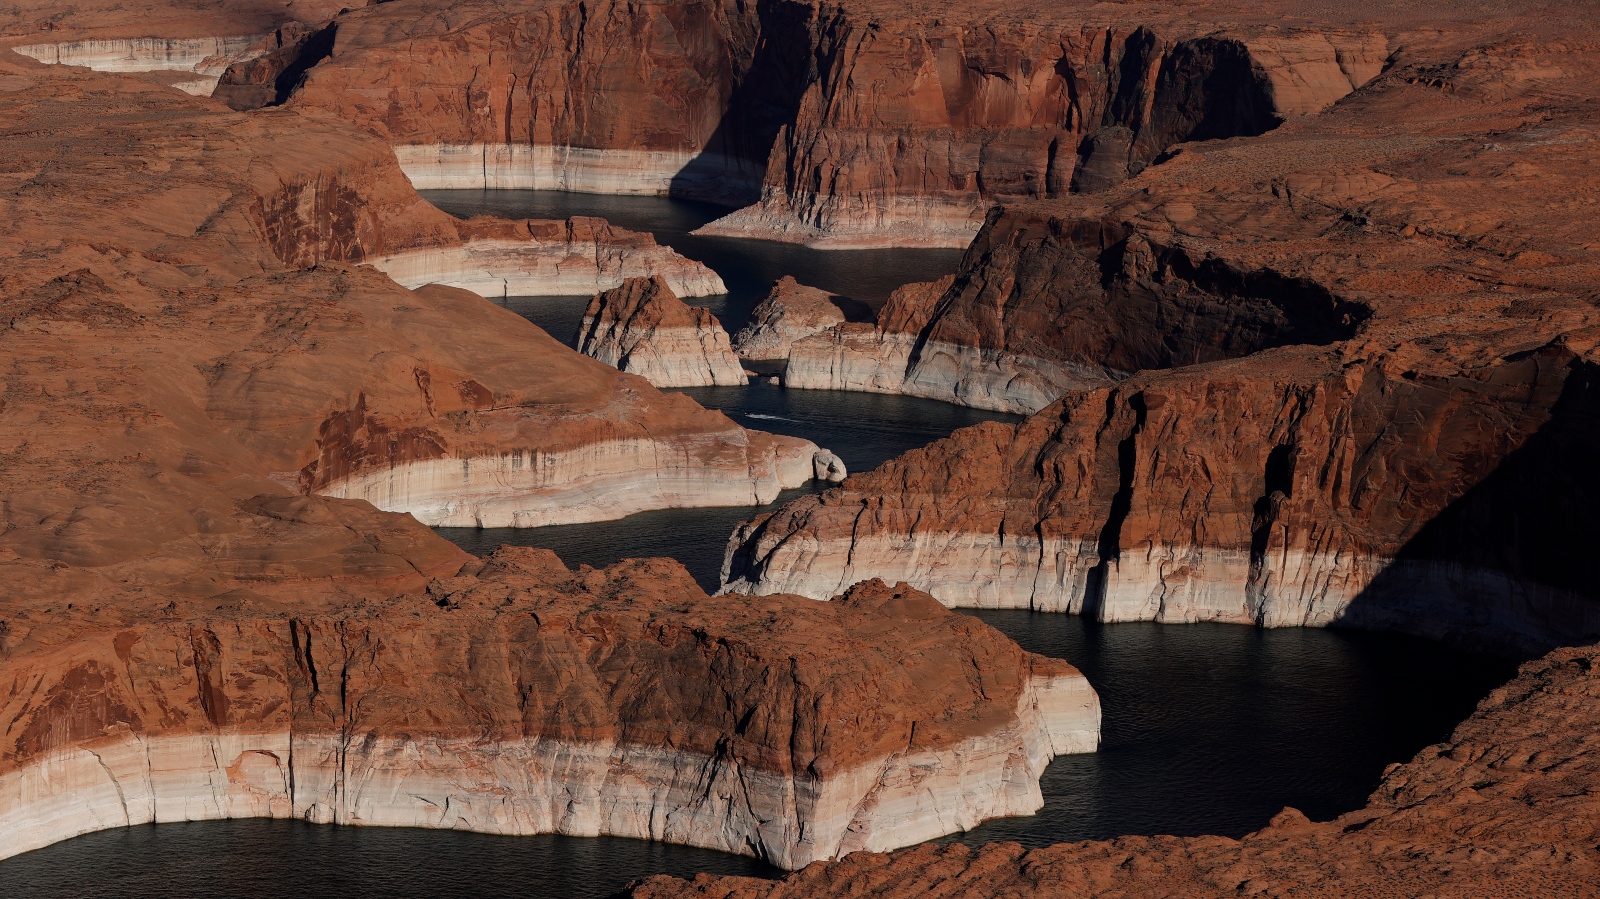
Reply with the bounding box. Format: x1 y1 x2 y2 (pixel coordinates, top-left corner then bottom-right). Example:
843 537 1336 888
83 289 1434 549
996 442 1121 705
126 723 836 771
249 0 1398 245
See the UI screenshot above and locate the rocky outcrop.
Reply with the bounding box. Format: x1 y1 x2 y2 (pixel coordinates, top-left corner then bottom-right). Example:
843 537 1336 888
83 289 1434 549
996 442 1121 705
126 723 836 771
782 273 1111 414
578 276 748 388
365 217 726 299
0 557 1098 869
783 206 1368 413
725 26 1600 657
633 638 1600 897
733 277 849 361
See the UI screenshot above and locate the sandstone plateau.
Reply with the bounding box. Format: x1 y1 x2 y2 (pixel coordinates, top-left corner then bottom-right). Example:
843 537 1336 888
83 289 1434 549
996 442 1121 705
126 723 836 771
580 277 750 388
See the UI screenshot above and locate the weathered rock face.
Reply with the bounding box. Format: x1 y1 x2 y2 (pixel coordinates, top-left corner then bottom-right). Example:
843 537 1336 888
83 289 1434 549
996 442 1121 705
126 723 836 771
265 0 1408 245
727 22 1600 657
632 640 1600 897
0 553 1099 869
733 276 850 361
579 276 749 388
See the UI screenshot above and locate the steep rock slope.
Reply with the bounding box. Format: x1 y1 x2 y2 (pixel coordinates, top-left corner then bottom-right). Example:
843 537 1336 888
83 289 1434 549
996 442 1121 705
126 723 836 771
724 26 1600 655
579 276 750 387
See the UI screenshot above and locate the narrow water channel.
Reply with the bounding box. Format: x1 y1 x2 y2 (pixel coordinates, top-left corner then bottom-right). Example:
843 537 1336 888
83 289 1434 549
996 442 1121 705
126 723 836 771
0 190 1517 898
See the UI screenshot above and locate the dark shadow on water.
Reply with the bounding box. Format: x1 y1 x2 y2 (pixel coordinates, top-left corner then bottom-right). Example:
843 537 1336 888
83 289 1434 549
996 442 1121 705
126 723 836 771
945 612 1514 846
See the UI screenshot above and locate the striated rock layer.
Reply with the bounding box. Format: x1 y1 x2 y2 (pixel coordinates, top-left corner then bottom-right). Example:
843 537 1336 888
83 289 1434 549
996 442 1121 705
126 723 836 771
726 15 1600 657
633 640 1600 897
579 277 749 388
0 556 1098 869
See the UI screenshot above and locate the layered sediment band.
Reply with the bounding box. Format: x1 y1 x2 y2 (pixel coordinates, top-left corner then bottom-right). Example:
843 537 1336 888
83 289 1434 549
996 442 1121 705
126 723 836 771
319 436 821 527
394 144 765 206
9 36 262 73
0 673 1098 869
722 531 1600 647
365 240 726 299
10 36 263 94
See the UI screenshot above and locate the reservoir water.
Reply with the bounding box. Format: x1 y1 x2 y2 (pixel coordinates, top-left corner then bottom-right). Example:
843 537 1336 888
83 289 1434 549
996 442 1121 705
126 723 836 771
0 191 1518 897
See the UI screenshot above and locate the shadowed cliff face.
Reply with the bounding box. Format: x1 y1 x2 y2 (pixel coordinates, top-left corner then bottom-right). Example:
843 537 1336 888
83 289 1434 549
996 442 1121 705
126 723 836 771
908 208 1370 378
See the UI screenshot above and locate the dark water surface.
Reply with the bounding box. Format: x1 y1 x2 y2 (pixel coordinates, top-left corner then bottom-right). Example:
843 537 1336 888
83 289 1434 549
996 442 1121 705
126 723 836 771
0 190 1515 897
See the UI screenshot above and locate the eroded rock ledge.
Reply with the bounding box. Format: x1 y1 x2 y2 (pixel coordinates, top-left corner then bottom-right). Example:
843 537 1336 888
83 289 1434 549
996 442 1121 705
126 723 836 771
0 556 1098 869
